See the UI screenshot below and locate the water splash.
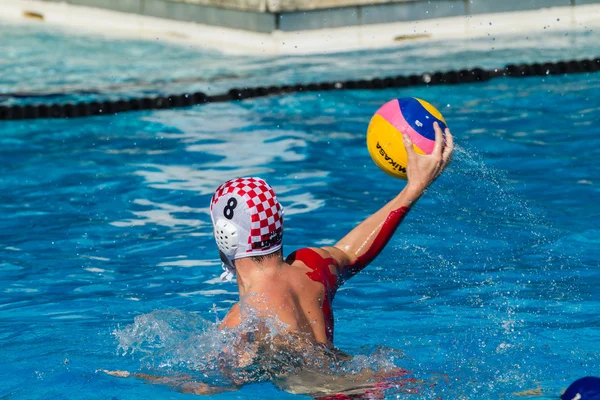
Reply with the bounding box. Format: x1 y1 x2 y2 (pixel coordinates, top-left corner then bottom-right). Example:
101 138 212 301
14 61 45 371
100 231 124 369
380 143 587 397
113 307 420 397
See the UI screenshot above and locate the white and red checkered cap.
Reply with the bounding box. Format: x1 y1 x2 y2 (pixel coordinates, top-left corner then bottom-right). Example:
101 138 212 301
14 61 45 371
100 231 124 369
210 177 284 265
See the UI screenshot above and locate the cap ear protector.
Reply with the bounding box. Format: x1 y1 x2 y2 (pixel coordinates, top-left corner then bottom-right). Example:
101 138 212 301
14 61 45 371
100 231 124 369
214 219 239 258
213 219 239 281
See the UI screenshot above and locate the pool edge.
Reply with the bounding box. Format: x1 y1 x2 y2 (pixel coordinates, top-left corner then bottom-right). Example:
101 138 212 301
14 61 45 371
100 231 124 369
1 0 600 55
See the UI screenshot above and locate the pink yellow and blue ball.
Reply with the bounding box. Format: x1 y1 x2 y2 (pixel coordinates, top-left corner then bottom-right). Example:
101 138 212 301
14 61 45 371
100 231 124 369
367 97 447 180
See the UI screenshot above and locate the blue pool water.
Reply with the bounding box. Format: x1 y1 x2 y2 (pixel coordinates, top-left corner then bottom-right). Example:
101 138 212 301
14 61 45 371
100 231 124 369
1 20 599 399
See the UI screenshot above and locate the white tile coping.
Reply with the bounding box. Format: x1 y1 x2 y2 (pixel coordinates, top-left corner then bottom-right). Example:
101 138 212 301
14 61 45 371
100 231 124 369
1 0 600 55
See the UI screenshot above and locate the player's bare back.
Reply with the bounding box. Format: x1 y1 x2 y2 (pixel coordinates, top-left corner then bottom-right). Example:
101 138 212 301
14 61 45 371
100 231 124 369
220 247 340 344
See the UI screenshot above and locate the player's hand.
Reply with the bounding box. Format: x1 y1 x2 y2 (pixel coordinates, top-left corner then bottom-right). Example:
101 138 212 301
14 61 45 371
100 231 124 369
402 121 453 193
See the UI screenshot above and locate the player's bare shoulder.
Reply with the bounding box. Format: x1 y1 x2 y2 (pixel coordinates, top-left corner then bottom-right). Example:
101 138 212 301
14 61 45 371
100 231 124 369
286 247 340 288
219 302 241 329
287 247 336 268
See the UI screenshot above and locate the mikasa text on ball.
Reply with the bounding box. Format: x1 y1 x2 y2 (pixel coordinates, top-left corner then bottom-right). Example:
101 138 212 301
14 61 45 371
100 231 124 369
367 98 447 180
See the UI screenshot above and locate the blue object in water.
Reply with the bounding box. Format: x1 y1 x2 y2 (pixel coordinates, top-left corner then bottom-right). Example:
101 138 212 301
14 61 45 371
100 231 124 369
563 377 600 400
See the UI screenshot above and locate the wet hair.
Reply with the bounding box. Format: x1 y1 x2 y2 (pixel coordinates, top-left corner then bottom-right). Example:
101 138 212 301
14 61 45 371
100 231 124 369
250 248 283 264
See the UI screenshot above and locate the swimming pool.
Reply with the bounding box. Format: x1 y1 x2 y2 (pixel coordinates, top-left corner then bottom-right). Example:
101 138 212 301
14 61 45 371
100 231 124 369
1 20 599 399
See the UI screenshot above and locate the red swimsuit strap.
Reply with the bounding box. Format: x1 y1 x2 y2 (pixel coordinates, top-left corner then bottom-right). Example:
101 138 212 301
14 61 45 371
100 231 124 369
285 206 410 341
288 248 338 292
287 248 338 341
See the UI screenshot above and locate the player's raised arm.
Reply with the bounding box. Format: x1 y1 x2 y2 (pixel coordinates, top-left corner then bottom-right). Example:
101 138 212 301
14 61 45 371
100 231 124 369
322 122 454 282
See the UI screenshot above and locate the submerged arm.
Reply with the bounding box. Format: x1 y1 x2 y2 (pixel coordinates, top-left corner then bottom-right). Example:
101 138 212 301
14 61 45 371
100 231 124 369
323 122 454 282
101 370 239 395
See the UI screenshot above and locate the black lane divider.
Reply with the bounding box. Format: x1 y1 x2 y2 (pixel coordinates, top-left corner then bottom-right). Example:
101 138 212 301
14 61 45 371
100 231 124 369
1 58 599 121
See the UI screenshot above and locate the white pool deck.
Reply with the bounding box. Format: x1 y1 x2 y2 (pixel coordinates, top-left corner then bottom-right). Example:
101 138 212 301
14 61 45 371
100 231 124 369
1 0 600 54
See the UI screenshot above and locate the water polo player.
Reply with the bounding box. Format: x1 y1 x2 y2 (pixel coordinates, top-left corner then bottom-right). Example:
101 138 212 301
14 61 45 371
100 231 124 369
214 121 453 343
104 121 453 394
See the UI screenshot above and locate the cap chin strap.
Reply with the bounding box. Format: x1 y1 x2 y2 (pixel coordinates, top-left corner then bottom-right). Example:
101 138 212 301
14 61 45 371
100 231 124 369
220 263 235 282
214 219 239 282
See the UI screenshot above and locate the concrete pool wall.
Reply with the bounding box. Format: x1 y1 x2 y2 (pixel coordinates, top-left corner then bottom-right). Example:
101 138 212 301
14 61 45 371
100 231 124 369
2 0 600 54
17 0 600 32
